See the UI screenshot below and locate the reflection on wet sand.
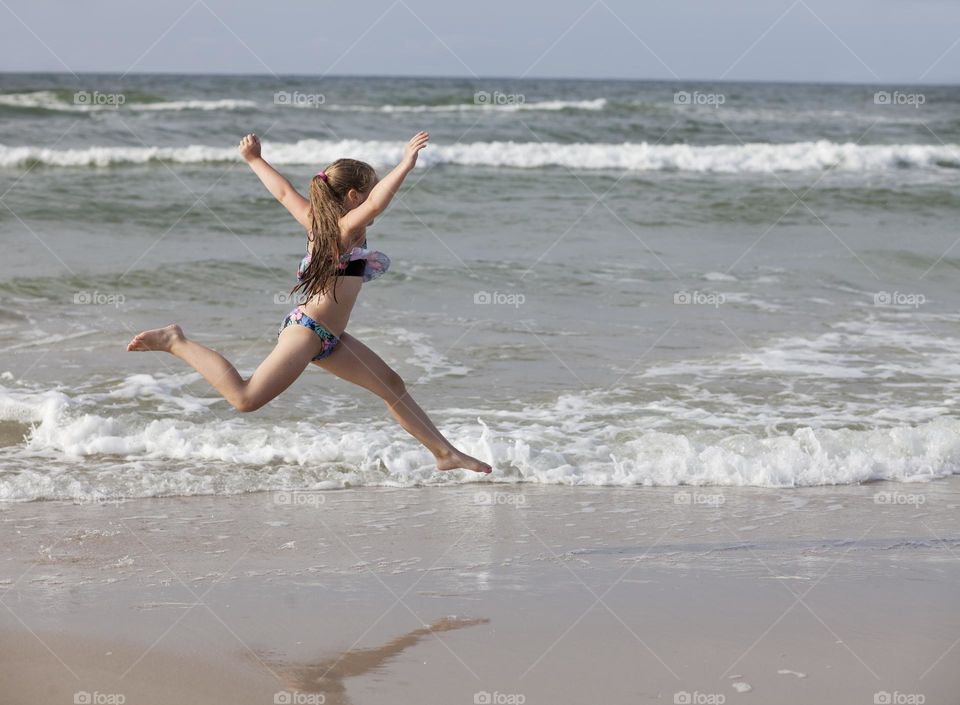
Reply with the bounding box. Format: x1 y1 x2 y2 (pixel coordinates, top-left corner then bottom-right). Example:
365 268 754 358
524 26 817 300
265 616 488 705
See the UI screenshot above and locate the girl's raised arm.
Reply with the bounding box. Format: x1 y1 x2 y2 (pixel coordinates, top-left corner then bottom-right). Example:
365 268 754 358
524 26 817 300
239 133 311 230
339 131 429 238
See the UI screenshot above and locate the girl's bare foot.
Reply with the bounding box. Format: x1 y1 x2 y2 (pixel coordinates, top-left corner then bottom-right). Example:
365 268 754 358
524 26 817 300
436 448 492 474
126 324 184 353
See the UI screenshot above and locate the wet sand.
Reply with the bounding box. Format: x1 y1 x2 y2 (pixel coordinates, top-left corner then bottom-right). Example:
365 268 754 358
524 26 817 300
1 481 958 704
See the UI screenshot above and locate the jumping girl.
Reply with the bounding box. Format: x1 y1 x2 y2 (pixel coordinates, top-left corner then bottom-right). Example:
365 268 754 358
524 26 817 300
127 131 492 475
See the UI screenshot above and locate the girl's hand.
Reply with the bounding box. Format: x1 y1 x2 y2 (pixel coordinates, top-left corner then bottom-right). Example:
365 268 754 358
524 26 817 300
239 133 261 162
402 131 429 168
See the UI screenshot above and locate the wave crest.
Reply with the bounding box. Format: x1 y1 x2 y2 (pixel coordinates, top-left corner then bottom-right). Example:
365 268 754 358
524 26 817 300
0 91 256 112
1 138 958 173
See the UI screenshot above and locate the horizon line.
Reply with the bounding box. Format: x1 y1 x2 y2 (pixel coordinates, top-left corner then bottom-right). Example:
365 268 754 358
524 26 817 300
0 69 957 88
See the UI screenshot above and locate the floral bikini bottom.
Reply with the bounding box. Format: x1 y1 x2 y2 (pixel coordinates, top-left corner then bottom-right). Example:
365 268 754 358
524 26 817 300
278 307 340 360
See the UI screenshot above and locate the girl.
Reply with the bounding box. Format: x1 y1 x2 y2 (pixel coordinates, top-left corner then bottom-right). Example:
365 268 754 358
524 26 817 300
127 131 492 475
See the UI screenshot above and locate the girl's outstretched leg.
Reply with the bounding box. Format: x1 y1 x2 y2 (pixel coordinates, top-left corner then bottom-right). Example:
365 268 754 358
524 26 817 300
126 324 320 413
315 332 492 474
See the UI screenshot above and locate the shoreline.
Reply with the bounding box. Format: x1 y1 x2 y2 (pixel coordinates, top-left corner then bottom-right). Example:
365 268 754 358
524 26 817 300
2 480 957 704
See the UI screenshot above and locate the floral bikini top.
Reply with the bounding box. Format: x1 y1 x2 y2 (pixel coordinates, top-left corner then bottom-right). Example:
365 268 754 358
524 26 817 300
297 238 390 284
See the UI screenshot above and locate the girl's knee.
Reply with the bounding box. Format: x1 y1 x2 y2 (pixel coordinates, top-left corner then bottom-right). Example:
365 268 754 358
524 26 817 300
233 399 259 413
382 370 406 400
233 392 265 413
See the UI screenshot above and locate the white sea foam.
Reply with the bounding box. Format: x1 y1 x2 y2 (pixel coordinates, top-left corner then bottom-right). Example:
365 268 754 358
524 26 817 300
653 319 960 385
0 91 599 114
637 318 960 430
702 272 738 282
381 326 472 382
128 99 257 112
675 104 929 126
2 138 958 173
324 99 607 113
0 91 256 112
0 369 957 500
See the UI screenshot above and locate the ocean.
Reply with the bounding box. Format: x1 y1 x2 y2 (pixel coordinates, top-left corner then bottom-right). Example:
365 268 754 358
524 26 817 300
2 73 960 500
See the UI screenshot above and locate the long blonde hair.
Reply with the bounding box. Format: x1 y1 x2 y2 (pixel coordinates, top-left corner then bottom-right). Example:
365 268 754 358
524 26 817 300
293 158 378 302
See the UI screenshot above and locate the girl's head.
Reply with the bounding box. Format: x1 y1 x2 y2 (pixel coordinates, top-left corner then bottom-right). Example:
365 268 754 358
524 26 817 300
295 158 378 301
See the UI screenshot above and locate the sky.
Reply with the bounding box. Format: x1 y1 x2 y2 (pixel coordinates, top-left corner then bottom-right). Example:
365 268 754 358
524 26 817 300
0 0 957 84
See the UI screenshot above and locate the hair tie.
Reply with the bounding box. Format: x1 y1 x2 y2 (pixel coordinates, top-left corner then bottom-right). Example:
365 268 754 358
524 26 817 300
315 170 328 182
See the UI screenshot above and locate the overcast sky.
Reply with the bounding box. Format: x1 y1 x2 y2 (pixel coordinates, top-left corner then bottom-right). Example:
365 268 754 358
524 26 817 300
1 0 956 83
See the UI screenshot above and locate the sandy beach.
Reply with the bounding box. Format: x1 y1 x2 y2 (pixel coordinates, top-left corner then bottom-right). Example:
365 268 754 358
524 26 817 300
2 480 956 705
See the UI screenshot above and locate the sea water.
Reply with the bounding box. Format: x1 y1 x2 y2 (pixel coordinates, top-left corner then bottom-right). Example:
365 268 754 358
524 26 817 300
1 74 959 499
